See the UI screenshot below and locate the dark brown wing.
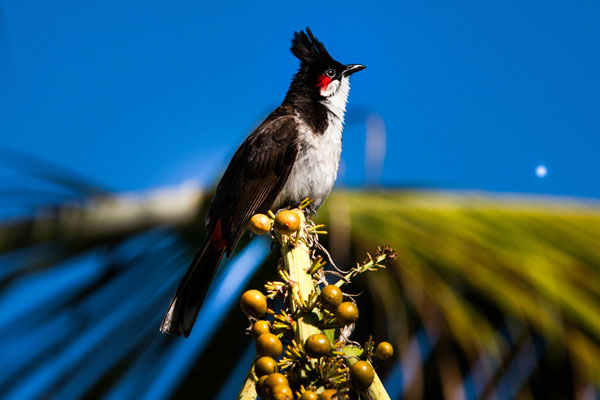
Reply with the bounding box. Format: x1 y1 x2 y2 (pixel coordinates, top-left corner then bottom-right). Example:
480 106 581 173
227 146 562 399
206 113 298 255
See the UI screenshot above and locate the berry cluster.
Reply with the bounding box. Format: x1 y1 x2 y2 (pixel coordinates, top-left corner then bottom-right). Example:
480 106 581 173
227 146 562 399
239 209 396 400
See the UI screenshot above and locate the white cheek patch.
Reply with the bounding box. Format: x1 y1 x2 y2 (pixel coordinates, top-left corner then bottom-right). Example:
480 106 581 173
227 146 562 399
321 77 350 120
320 79 340 97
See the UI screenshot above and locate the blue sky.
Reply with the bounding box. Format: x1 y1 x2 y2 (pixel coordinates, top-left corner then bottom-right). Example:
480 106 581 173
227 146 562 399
1 0 599 198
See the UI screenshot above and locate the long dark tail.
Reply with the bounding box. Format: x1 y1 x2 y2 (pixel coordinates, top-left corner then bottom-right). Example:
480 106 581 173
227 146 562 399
160 233 226 337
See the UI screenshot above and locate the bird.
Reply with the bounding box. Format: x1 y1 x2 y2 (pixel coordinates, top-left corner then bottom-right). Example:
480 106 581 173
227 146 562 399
160 27 365 337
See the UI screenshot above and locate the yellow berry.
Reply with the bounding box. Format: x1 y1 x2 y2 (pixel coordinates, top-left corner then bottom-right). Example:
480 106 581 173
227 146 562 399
250 213 272 235
256 375 268 398
255 333 283 358
254 356 278 377
335 301 359 325
304 333 332 358
300 390 318 400
320 285 343 310
350 360 375 390
252 320 271 339
263 372 289 395
375 341 394 360
270 384 293 400
240 290 267 318
318 389 338 400
274 210 301 235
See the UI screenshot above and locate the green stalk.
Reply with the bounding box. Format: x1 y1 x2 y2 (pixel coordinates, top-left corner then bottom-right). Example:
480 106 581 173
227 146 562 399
236 369 258 400
276 211 322 342
366 373 391 400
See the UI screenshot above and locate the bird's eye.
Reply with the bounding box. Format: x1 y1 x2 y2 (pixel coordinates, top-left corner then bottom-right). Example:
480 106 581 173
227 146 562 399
325 68 336 78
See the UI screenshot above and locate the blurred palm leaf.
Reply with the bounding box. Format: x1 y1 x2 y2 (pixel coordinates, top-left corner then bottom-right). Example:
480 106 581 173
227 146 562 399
1 162 599 399
323 191 600 397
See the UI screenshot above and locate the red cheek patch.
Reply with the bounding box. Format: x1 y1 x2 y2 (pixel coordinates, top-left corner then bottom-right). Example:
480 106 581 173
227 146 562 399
316 75 333 91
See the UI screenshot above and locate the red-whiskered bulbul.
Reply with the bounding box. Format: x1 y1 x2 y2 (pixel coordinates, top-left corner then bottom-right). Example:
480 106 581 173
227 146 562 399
160 27 365 337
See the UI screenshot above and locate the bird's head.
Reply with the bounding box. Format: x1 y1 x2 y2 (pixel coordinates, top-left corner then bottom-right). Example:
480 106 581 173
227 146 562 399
290 27 365 98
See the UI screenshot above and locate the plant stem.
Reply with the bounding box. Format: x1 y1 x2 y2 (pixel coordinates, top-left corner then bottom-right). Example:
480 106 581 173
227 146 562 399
334 254 387 288
277 210 321 343
366 373 391 400
236 369 258 400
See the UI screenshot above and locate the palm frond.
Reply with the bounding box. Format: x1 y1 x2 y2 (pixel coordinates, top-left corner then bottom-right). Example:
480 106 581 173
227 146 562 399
321 190 600 393
1 176 599 398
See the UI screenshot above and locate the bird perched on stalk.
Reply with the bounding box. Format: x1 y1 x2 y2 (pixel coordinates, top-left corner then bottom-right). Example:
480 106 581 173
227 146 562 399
161 27 365 336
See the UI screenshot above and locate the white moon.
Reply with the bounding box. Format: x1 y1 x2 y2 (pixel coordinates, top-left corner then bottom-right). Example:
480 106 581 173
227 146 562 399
535 165 548 178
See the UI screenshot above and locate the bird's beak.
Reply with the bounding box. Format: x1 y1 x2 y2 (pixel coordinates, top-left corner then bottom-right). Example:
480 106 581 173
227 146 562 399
343 64 366 77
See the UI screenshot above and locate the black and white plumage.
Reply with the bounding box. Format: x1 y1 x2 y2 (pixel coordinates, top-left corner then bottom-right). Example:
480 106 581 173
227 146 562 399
160 27 365 337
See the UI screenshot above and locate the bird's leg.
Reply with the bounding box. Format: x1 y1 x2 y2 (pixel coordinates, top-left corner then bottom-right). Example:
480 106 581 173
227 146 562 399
306 204 318 218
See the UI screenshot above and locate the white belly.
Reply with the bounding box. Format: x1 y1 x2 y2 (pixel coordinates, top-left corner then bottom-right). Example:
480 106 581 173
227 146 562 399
274 116 343 209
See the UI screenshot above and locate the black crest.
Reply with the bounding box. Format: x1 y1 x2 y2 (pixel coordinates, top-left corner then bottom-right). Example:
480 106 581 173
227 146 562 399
290 27 334 66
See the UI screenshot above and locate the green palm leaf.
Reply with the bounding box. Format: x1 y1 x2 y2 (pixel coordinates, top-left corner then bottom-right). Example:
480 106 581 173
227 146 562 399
1 180 599 397
320 190 600 386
